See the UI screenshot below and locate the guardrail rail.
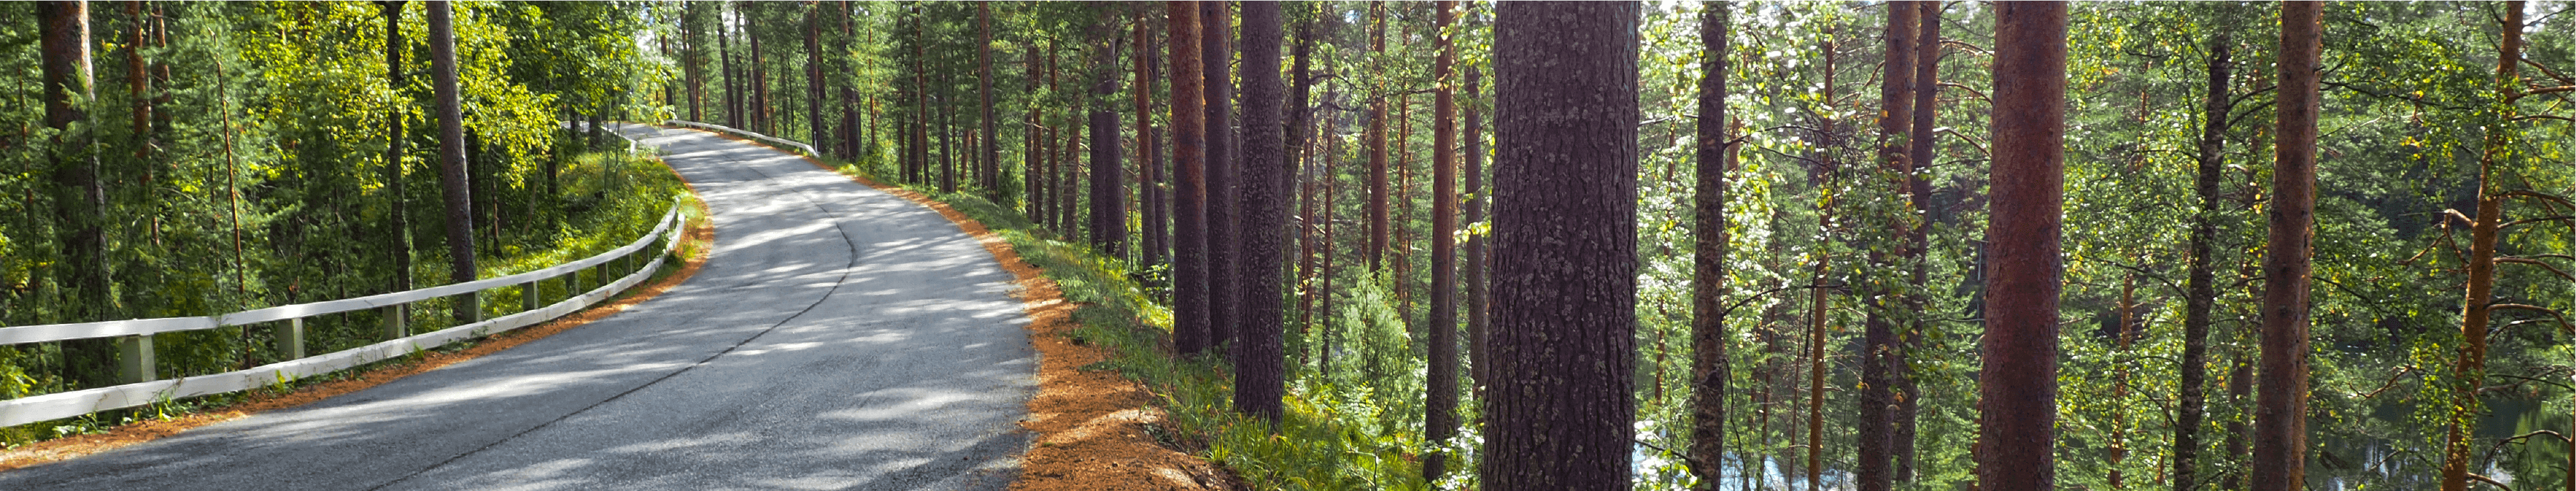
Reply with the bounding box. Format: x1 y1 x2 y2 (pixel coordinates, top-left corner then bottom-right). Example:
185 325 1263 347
0 128 689 428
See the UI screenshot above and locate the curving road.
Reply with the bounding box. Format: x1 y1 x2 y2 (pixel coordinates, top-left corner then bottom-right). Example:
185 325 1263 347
0 125 1036 490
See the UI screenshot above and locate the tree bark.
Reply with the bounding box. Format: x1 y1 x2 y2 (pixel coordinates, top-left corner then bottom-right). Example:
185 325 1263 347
1138 13 1169 270
1976 3 2066 490
1464 63 1488 401
1236 0 1287 426
979 3 997 194
1203 1 1240 355
1366 4 1389 273
2174 27 2232 491
2441 2 2517 490
1090 19 1126 258
2255 3 2321 490
1689 3 1731 490
1859 4 1916 490
1896 1 1940 481
41 0 116 387
428 0 479 322
1485 3 1641 489
722 4 738 128
1425 0 1459 484
1168 2 1212 357
806 5 827 155
382 1 413 296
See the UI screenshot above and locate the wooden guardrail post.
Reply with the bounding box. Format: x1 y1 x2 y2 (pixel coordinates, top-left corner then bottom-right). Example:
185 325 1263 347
455 293 479 324
278 317 306 360
384 304 409 339
525 280 541 312
118 335 154 383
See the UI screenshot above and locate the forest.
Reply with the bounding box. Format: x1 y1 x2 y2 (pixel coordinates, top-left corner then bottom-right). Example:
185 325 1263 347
5 1 2576 490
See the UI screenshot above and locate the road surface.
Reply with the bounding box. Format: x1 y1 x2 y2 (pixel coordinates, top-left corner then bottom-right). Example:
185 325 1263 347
0 125 1036 490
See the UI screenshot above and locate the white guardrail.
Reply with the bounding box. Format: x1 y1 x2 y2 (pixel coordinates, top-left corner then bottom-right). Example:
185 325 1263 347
663 119 818 158
0 128 687 428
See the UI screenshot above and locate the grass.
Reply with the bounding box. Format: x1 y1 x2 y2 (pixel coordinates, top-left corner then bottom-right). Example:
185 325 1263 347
815 154 1439 491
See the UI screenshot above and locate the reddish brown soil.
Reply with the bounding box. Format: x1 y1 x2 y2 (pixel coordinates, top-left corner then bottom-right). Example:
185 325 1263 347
0 158 716 473
790 154 1233 490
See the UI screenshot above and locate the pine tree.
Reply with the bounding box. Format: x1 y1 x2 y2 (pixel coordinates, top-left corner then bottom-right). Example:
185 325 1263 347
1976 2 2067 488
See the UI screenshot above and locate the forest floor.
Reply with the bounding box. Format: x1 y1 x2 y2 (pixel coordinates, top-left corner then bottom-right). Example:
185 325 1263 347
0 199 717 473
783 145 1238 491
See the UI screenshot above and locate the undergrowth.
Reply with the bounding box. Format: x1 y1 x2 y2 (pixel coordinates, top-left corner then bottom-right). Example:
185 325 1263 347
820 156 1444 490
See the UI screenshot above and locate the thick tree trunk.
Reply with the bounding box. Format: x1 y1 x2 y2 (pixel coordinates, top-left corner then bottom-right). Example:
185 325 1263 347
2175 28 2232 491
1896 1 1940 481
1858 4 1916 490
912 10 928 185
41 0 116 387
1028 42 1042 217
1976 3 2066 489
1203 2 1241 355
1424 1 1459 484
2256 3 2321 490
1236 1 1287 426
750 19 767 134
383 1 413 295
1168 2 1212 357
685 4 701 122
1689 4 1731 490
1090 20 1126 258
428 1 479 322
1485 3 1641 489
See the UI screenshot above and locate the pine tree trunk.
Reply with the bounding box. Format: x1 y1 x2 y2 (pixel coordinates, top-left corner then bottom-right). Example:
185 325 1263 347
1137 17 1169 271
979 3 997 194
1089 19 1126 258
1366 3 1388 274
2175 27 2232 491
2257 3 2322 490
1859 4 1915 490
1689 4 1732 490
40 0 116 387
1897 1 1940 481
1200 2 1241 355
1235 0 1287 425
383 1 413 295
806 7 826 154
1028 42 1042 216
1424 1 1459 483
1167 2 1212 357
1977 3 2067 488
428 0 479 322
723 6 740 129
1485 3 1640 488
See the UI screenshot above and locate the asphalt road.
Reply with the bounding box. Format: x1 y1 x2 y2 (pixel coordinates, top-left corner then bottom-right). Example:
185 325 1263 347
0 125 1036 490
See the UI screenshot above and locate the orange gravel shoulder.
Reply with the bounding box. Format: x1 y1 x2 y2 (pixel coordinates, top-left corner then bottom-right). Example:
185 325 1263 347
797 157 1234 490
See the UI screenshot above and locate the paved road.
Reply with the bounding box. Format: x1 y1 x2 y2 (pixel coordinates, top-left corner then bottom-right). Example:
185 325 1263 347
0 125 1036 490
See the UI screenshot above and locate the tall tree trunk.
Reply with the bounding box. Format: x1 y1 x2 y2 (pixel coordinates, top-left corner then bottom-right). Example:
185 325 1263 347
979 3 997 194
1236 0 1287 425
1028 41 1043 217
1424 0 1459 483
1366 3 1389 273
41 0 116 387
1807 30 1840 491
750 18 768 134
1689 3 1732 490
942 67 958 194
1859 4 1916 490
2175 27 2232 491
806 6 826 154
1203 1 1240 355
910 8 927 184
685 4 701 122
382 1 413 296
2441 1 2526 490
1485 3 1641 489
1168 2 1212 357
1897 1 1940 481
428 0 479 322
1977 3 2066 489
1138 16 1169 271
1090 19 1126 258
723 5 739 129
2257 3 2322 490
